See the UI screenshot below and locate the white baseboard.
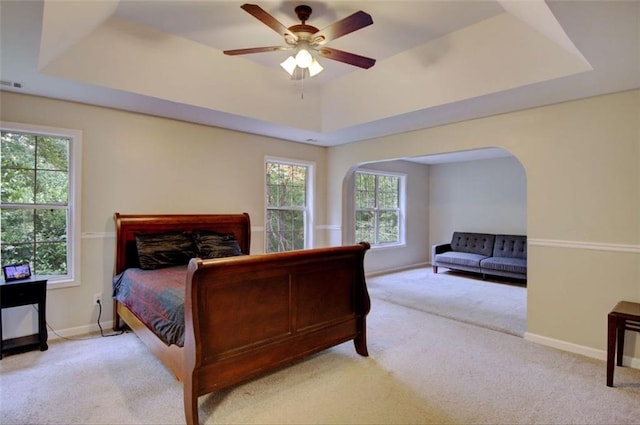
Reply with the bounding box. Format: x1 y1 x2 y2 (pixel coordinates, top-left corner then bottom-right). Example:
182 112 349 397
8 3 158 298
366 262 429 278
525 332 640 369
48 320 115 341
52 317 640 372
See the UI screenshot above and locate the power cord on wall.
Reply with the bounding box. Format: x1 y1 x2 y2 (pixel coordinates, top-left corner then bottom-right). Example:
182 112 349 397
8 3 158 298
95 299 125 337
32 301 126 341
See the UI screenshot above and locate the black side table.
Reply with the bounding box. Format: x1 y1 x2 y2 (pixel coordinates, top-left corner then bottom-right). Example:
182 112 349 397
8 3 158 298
0 276 48 359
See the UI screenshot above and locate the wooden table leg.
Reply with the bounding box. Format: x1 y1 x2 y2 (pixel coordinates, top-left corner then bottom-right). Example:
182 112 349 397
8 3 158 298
607 313 617 387
616 321 625 366
38 293 48 351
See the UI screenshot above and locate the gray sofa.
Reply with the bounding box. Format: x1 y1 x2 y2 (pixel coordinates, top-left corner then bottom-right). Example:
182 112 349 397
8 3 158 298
432 232 527 281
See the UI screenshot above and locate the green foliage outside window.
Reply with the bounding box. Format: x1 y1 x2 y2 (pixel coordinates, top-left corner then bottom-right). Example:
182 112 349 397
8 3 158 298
1 131 70 276
355 172 401 245
266 162 308 253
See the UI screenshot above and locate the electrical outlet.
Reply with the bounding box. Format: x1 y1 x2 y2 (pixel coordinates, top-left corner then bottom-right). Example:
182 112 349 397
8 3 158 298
93 293 103 306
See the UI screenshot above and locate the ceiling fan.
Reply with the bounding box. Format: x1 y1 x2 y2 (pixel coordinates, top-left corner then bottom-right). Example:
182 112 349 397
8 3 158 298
224 3 376 78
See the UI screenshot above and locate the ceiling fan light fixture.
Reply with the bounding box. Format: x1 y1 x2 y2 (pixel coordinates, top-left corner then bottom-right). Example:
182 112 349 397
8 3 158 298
280 56 297 75
308 58 323 77
294 48 313 68
281 51 323 78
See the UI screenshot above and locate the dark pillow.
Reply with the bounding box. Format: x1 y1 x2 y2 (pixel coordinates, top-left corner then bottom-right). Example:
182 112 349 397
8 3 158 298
192 230 243 259
135 232 196 270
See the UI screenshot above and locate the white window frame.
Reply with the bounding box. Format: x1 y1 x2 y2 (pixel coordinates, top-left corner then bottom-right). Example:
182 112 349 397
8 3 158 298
0 121 82 288
264 157 314 252
354 169 406 248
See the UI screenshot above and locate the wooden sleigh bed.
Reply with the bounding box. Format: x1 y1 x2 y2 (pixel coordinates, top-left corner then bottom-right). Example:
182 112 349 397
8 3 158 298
112 213 371 425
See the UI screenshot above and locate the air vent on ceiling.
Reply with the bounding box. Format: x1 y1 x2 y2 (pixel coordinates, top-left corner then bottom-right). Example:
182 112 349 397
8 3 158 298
1 80 23 88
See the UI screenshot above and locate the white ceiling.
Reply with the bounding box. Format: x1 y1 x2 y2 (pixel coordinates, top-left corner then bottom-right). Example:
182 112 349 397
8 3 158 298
1 0 639 161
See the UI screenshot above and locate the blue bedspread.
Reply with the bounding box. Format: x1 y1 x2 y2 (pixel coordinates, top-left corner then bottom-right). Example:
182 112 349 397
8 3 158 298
113 266 187 346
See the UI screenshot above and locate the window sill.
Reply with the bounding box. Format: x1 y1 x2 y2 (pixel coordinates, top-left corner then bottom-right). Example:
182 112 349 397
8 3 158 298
369 242 407 251
46 278 80 290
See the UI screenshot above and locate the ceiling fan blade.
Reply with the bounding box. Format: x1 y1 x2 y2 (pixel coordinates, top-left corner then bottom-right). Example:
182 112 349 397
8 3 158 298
224 46 291 56
316 47 376 69
241 4 298 42
312 11 373 45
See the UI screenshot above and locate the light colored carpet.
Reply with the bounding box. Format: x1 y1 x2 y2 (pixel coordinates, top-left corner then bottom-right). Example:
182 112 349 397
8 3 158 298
1 269 639 424
368 267 527 336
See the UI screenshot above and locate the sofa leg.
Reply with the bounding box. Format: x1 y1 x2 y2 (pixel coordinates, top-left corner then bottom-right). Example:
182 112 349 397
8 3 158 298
433 266 438 273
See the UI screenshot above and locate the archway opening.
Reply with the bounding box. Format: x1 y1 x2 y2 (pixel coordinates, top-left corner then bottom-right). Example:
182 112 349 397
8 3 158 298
342 147 528 336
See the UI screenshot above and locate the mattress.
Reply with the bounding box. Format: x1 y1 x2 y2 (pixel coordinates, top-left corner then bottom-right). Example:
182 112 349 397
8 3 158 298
113 265 187 346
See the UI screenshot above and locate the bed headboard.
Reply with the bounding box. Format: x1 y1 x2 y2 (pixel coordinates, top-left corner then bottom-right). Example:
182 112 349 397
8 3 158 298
114 213 251 274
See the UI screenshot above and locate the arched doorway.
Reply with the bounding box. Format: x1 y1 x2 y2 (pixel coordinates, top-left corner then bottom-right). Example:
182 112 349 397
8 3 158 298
342 147 528 336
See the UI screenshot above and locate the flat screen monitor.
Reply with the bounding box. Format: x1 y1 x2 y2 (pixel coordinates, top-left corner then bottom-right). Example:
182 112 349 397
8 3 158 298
2 262 32 282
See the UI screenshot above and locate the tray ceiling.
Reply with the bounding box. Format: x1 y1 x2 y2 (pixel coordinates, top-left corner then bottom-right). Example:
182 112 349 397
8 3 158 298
1 1 638 147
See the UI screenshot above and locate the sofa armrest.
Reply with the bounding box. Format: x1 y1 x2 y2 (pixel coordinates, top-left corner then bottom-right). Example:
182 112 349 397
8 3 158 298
431 243 452 273
432 243 452 257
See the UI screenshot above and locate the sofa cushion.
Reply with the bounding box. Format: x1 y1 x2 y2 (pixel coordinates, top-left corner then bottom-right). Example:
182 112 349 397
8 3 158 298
492 234 527 259
451 232 495 256
435 251 489 268
480 257 527 275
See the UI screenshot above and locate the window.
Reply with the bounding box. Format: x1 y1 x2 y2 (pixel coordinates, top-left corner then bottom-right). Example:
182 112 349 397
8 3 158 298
1 122 81 285
265 159 313 253
355 170 405 246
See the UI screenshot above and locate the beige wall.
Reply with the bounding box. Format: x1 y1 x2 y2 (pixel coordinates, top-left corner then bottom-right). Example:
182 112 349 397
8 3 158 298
2 89 639 363
428 156 527 249
328 90 640 359
0 92 328 338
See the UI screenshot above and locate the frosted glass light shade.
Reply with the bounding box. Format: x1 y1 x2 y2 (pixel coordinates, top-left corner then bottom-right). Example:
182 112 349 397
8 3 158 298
280 56 297 75
308 58 323 77
280 50 323 78
295 49 313 68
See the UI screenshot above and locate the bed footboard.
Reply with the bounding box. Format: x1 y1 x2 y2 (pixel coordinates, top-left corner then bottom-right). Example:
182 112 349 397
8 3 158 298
183 243 370 425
